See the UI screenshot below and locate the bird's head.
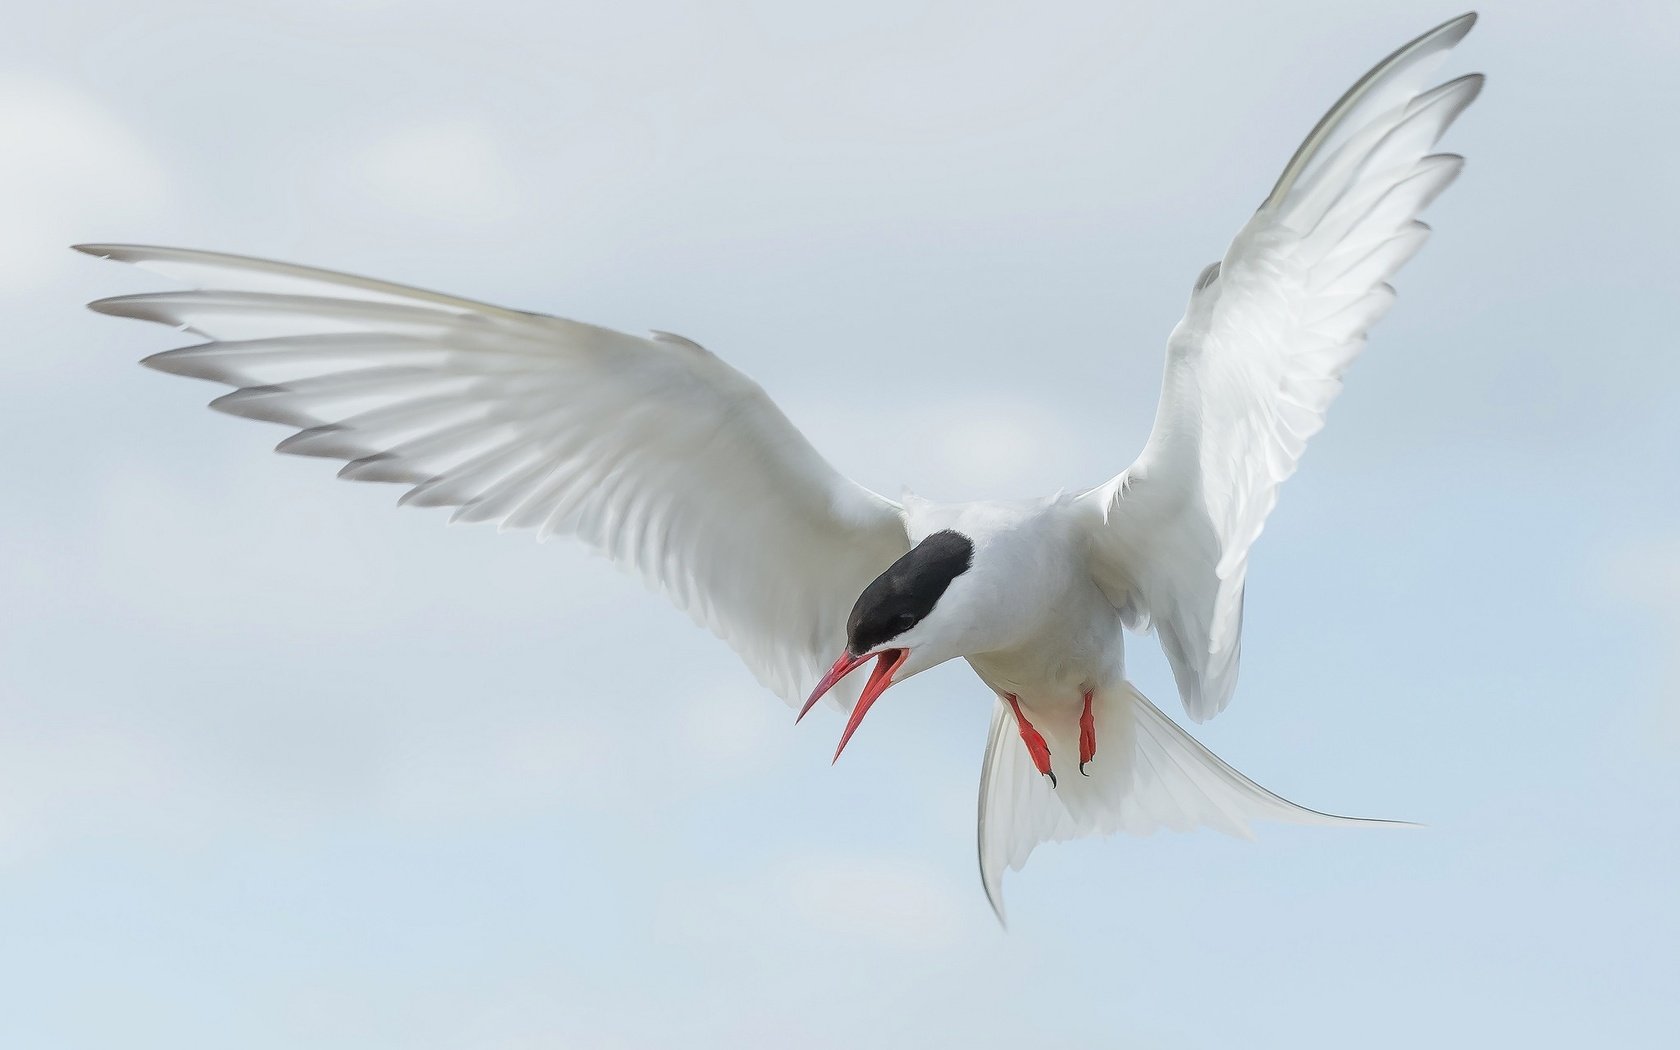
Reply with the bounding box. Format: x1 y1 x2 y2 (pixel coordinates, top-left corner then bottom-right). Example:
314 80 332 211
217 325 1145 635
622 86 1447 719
797 529 976 761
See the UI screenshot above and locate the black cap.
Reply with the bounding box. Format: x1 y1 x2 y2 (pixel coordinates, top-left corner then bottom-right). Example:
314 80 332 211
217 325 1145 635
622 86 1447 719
846 530 974 655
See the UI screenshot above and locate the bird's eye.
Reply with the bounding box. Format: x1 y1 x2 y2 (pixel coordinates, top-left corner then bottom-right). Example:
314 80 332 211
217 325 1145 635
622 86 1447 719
894 612 916 630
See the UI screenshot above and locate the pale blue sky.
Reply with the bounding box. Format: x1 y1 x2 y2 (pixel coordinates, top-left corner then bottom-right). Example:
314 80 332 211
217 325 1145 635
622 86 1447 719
3 2 1677 1047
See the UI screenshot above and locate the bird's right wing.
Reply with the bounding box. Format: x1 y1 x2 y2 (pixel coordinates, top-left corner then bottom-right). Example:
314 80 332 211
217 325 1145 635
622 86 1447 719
79 244 911 710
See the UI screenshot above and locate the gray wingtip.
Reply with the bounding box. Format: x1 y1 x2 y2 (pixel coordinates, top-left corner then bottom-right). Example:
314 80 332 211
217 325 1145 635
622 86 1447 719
139 349 198 376
978 840 1009 929
1262 11 1480 212
86 294 167 322
1418 13 1478 52
978 851 1009 929
74 243 183 261
1445 11 1478 39
986 888 1009 930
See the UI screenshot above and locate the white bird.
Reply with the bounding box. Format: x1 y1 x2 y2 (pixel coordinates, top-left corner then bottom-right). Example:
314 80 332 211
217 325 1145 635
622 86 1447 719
80 13 1480 920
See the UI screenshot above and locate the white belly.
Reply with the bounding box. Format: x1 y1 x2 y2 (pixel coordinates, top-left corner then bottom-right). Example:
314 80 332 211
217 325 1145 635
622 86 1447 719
963 573 1127 714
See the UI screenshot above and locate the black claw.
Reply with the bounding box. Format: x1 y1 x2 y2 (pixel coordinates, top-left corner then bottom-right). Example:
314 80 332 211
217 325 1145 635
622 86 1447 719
1045 770 1058 789
1079 761 1090 777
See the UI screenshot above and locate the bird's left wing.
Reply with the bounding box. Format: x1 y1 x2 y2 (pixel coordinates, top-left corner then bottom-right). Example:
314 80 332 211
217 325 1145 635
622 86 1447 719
79 244 910 709
1076 14 1481 722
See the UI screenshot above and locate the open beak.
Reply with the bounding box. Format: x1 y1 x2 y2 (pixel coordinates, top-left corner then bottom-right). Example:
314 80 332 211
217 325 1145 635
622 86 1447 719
797 648 909 763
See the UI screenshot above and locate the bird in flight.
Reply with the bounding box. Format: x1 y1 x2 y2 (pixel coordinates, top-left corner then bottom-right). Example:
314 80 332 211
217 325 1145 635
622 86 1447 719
81 13 1480 920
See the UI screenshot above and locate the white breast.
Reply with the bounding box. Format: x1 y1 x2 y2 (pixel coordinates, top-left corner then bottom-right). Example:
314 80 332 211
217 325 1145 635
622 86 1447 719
904 496 1127 708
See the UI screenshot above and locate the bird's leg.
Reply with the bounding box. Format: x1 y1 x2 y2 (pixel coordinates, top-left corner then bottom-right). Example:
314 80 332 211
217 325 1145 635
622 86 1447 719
1078 689 1096 776
1005 694 1056 788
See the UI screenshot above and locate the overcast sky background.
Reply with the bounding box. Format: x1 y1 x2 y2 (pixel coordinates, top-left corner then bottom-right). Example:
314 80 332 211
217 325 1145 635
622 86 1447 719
3 1 1677 1047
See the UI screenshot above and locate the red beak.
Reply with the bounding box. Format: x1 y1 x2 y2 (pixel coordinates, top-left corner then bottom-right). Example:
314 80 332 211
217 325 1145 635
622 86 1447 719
797 648 909 763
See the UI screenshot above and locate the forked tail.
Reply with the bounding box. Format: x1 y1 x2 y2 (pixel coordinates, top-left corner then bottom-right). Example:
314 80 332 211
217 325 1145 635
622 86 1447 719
976 682 1409 923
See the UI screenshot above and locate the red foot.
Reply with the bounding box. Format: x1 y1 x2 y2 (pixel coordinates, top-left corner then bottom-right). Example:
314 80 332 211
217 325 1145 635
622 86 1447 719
1005 694 1056 788
1078 689 1096 775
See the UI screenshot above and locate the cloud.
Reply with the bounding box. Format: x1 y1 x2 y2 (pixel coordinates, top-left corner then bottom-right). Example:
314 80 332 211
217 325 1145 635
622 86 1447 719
1600 535 1680 743
0 434 731 860
667 679 787 781
0 711 189 866
342 119 523 225
774 851 969 949
920 395 1086 496
787 390 1086 503
1604 536 1680 611
0 75 166 296
369 708 622 826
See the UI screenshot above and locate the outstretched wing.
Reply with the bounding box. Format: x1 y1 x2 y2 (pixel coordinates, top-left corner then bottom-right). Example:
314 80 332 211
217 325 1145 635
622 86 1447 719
1078 14 1481 722
80 244 910 709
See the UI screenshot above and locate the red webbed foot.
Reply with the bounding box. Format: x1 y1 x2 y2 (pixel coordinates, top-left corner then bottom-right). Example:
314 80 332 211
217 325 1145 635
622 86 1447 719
1078 689 1096 776
1005 694 1056 788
